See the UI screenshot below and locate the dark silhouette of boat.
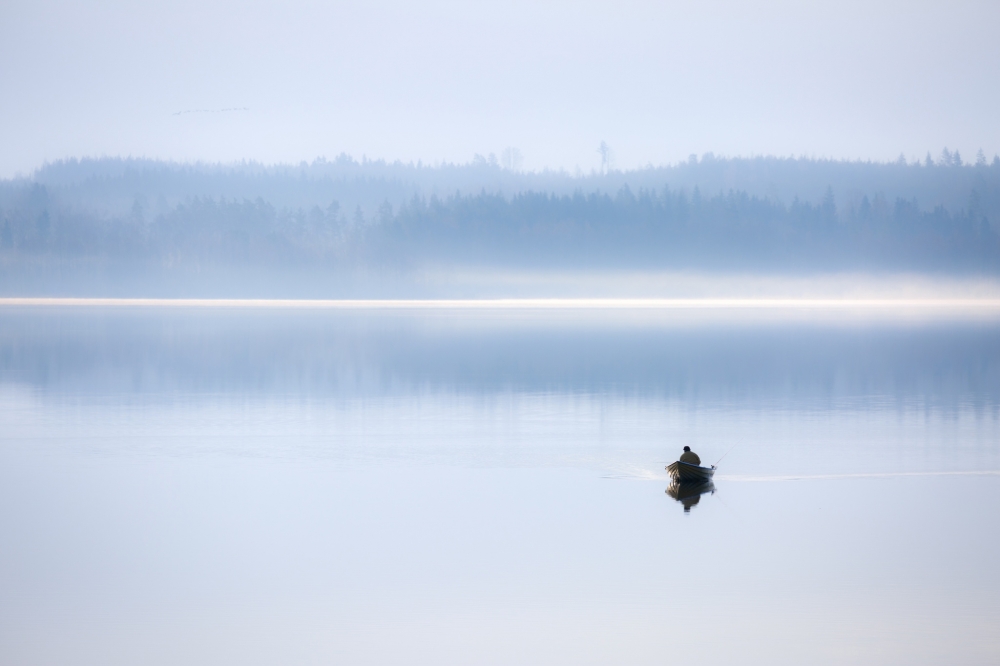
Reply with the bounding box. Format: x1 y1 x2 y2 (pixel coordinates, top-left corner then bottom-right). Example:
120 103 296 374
665 460 716 482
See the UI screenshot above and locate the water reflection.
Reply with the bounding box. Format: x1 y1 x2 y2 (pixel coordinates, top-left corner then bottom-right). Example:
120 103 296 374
2 307 1000 665
2 308 1000 413
666 480 716 512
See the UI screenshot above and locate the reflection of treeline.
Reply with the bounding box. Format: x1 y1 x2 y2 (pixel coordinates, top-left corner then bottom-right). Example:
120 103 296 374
1 154 999 272
3 310 1000 409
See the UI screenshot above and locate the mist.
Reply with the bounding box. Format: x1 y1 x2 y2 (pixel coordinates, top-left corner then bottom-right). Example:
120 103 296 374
2 153 999 297
5 0 1000 297
6 3 1000 664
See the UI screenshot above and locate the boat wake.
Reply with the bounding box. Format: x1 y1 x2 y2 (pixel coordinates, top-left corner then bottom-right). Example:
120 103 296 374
603 468 1000 482
717 470 1000 482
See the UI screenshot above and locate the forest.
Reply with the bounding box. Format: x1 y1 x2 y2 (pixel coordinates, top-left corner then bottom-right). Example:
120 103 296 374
1 152 999 294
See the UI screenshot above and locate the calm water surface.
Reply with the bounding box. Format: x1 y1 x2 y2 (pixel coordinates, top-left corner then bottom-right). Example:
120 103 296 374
1 307 999 665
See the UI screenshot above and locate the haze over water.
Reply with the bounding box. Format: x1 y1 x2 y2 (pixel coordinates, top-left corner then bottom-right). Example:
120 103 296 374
1 303 998 665
4 1 1000 662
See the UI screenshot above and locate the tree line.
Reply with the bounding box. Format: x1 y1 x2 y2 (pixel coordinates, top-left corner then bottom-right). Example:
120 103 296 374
1 180 996 274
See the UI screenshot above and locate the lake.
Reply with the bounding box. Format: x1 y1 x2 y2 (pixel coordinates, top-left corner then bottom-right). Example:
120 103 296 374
1 303 999 665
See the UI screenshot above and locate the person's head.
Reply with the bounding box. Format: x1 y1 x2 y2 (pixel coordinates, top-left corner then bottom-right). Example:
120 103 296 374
683 446 691 452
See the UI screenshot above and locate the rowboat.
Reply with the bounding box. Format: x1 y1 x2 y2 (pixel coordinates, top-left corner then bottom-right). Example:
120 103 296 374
665 460 716 482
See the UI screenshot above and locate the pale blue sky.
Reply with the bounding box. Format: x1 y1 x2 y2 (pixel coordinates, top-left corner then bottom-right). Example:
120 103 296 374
1 0 998 176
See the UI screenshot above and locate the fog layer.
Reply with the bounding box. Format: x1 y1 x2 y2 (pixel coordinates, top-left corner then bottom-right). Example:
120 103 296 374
2 154 999 296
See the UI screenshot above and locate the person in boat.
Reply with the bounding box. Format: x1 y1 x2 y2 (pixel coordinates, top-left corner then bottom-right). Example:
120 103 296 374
679 446 701 465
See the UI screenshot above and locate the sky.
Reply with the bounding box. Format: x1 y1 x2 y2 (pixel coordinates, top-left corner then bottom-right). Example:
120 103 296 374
1 0 999 178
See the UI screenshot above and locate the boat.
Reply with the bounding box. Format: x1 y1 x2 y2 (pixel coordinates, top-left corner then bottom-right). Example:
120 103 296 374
665 460 716 482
